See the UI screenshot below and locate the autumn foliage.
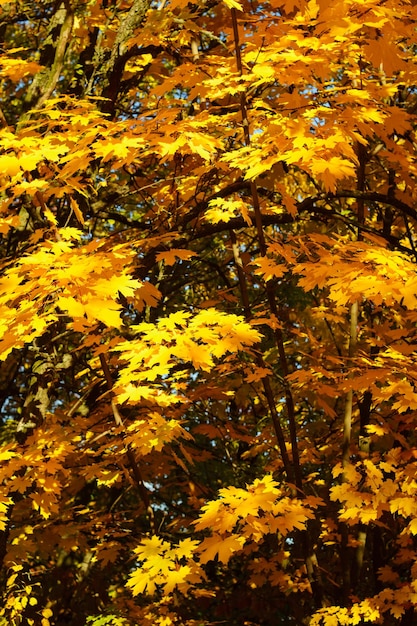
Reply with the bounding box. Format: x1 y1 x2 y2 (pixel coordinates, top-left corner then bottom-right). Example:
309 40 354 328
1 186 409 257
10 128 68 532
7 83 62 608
1 0 417 624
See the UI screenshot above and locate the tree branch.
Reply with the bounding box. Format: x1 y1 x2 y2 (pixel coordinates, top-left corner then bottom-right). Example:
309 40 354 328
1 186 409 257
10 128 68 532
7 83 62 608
99 353 156 533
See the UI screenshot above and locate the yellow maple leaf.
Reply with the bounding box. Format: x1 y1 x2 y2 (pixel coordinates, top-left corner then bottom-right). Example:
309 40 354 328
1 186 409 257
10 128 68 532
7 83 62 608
91 273 137 300
310 157 356 192
270 507 311 534
134 535 170 560
198 533 245 564
205 198 252 225
155 249 197 266
253 256 285 282
56 296 86 319
390 497 417 517
126 568 153 596
172 538 199 560
83 299 122 328
177 338 214 371
162 565 192 594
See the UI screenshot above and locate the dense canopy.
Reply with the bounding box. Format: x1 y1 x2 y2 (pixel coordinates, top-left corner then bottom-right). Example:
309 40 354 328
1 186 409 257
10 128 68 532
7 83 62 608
1 0 417 625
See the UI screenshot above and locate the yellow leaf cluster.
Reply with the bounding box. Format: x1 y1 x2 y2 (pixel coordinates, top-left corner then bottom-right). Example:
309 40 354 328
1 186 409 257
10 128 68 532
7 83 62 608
0 233 142 359
114 309 261 405
127 536 201 596
194 476 320 563
125 412 191 455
